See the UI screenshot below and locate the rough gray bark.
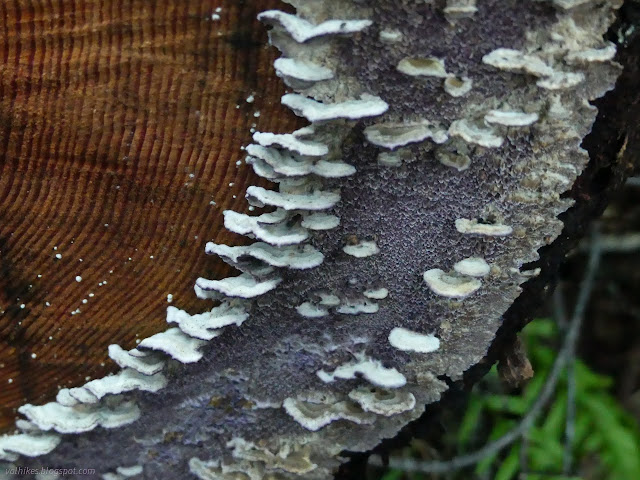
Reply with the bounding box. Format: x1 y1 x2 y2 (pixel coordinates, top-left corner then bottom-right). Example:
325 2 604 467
1 1 635 479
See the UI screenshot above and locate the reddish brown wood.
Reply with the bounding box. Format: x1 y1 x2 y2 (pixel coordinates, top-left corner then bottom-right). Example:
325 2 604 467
0 0 301 432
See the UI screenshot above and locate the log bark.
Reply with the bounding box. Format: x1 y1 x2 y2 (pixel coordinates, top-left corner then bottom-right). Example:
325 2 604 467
337 2 640 476
0 1 637 479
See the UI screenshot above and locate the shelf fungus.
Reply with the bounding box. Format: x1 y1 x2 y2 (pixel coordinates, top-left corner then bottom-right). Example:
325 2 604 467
342 239 380 258
388 327 441 353
397 57 449 78
423 268 483 299
348 388 417 416
453 257 491 277
283 394 376 432
455 218 514 236
364 121 449 149
317 356 407 389
443 75 473 97
1 0 625 478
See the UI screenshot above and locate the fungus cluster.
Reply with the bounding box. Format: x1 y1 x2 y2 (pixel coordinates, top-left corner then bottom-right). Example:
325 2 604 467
0 0 623 478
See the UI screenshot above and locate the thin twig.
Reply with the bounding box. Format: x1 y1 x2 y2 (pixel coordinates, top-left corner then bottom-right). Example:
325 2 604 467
553 285 569 330
554 281 577 473
578 233 640 253
561 229 603 473
563 349 576 474
370 229 602 475
518 431 529 480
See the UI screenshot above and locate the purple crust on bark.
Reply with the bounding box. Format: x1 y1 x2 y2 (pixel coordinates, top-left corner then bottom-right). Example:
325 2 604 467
1 1 627 479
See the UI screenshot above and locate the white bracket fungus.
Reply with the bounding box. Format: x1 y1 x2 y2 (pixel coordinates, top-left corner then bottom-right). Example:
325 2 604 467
167 304 248 341
253 130 329 156
205 242 324 270
363 287 389 300
246 185 340 211
18 400 140 434
317 292 341 307
455 218 513 236
311 159 357 178
138 328 207 364
436 149 471 172
453 257 491 277
257 10 372 43
364 121 448 149
296 302 329 318
56 389 80 407
484 110 539 127
300 213 340 230
388 327 441 353
281 93 388 122
342 240 380 258
282 396 375 432
448 119 504 148
536 71 585 90
246 144 355 179
348 387 416 416
423 269 482 298
14 419 39 432
379 28 403 43
397 57 448 78
482 48 554 77
113 465 144 478
227 438 317 475
245 147 311 177
67 387 99 404
377 151 404 167
565 43 616 64
195 273 282 300
273 57 334 83
317 357 407 388
0 433 60 461
189 458 261 480
223 210 309 246
552 0 593 9
336 300 379 315
443 76 473 97
108 345 165 376
244 156 283 183
443 0 479 18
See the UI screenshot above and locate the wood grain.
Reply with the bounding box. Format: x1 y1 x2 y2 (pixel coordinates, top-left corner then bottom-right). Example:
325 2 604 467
0 0 301 432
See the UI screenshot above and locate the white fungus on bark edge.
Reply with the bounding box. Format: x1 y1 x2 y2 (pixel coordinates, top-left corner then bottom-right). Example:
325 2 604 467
388 327 441 353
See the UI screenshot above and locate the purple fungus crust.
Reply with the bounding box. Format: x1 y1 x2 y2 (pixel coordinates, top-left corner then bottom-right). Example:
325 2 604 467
1 0 627 479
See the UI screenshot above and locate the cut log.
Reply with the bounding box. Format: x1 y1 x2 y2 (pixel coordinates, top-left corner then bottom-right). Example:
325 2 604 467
0 0 638 479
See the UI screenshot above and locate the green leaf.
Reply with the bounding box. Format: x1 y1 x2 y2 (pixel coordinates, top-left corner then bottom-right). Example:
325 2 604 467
458 395 485 449
580 394 640 477
540 391 567 440
522 372 546 409
484 394 528 415
495 445 520 480
527 428 564 471
581 431 602 453
528 344 556 371
574 360 613 390
524 475 583 480
572 413 592 453
523 318 557 339
475 420 515 476
380 469 404 480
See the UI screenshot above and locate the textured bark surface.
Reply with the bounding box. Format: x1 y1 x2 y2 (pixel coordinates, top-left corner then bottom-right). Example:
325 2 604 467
337 3 640 475
0 1 635 479
0 0 302 432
